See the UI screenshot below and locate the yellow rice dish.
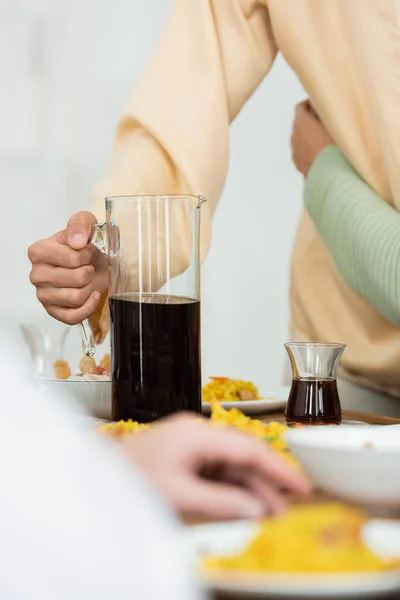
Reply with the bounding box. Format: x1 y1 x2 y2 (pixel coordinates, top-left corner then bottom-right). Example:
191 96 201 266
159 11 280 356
99 420 150 438
202 377 260 402
204 503 400 574
210 402 292 461
98 403 295 465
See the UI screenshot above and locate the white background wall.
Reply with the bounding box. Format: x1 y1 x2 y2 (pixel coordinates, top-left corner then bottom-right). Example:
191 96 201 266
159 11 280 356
0 0 305 390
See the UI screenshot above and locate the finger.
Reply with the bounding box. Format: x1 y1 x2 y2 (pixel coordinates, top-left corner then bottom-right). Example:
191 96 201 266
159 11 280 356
172 477 266 522
210 465 287 516
292 158 306 176
295 99 310 116
297 104 320 128
28 239 93 268
291 148 301 166
45 291 101 325
245 471 287 515
51 230 68 244
294 100 307 118
291 122 301 141
198 427 311 497
307 101 320 120
66 211 98 250
29 264 95 288
37 284 93 309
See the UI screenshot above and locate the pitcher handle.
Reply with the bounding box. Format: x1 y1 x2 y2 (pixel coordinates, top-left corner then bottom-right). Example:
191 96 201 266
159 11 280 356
78 222 108 356
79 319 96 357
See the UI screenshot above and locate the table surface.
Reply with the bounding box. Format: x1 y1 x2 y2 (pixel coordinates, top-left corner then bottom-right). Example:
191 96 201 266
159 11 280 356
205 408 400 599
261 408 400 426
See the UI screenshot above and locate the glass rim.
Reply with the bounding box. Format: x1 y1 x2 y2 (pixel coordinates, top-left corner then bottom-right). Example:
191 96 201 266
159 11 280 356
105 194 206 204
285 342 346 348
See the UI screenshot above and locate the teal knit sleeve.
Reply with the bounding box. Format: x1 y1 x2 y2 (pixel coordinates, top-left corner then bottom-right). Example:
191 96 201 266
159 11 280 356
304 145 400 326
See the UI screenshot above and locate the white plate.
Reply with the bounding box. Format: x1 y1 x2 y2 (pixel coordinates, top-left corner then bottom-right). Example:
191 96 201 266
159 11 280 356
184 520 400 598
202 387 289 416
202 398 287 416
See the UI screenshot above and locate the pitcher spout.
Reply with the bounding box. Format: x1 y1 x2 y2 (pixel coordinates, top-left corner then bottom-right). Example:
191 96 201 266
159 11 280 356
196 195 207 209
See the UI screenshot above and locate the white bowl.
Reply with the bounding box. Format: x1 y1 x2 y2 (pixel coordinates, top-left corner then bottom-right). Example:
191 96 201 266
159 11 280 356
36 375 112 420
285 426 400 511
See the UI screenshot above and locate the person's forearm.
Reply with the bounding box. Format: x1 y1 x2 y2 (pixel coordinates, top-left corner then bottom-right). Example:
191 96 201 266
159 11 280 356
88 0 278 342
304 146 400 326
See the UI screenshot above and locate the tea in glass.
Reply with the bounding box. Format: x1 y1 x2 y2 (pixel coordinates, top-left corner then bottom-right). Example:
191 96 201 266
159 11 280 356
285 342 345 425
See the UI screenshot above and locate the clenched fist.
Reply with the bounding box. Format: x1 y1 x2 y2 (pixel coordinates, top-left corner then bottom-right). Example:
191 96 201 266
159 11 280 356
28 212 108 325
291 100 334 177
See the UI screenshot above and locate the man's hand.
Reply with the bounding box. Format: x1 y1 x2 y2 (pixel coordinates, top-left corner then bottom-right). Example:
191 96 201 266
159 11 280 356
122 414 311 521
291 100 334 176
28 212 108 325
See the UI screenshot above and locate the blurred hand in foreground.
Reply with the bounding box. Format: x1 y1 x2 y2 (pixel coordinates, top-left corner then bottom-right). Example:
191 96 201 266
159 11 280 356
122 414 312 521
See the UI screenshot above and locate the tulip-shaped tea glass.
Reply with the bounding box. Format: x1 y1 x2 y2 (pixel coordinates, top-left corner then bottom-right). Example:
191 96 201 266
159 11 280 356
80 194 206 422
285 342 346 425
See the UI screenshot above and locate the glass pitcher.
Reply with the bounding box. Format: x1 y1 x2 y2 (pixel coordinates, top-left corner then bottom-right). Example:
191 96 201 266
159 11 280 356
285 342 346 425
80 194 206 422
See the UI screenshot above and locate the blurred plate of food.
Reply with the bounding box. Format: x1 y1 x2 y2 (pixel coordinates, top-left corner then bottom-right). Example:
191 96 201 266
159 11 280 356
36 354 112 420
185 503 400 598
202 377 288 415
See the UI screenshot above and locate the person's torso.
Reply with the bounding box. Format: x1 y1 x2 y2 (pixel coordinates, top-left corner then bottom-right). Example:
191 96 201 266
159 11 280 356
267 0 400 392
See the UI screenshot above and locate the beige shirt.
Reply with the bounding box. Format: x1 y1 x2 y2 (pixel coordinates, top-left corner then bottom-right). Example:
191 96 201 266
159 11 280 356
89 0 400 394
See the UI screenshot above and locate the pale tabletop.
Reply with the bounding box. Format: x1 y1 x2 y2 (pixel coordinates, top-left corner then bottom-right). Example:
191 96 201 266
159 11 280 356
204 408 400 599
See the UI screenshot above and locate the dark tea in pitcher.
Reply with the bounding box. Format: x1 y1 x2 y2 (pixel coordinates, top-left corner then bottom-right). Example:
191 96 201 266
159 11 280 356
286 377 342 425
110 293 201 422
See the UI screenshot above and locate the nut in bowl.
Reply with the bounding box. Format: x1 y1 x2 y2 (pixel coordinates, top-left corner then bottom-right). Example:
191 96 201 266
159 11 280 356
37 354 112 420
284 426 400 514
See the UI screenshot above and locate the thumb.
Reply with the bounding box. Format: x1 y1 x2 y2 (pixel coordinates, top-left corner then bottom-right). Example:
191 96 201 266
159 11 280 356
66 211 98 250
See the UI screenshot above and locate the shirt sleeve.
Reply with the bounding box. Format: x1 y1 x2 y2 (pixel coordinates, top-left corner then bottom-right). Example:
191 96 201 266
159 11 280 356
88 0 277 342
304 145 400 327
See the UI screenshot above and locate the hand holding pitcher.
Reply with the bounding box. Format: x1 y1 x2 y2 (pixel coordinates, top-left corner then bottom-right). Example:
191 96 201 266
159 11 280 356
28 211 108 325
29 195 206 423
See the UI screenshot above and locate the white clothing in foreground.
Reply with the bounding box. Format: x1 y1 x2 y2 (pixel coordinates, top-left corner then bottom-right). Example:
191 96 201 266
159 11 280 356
0 332 203 600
